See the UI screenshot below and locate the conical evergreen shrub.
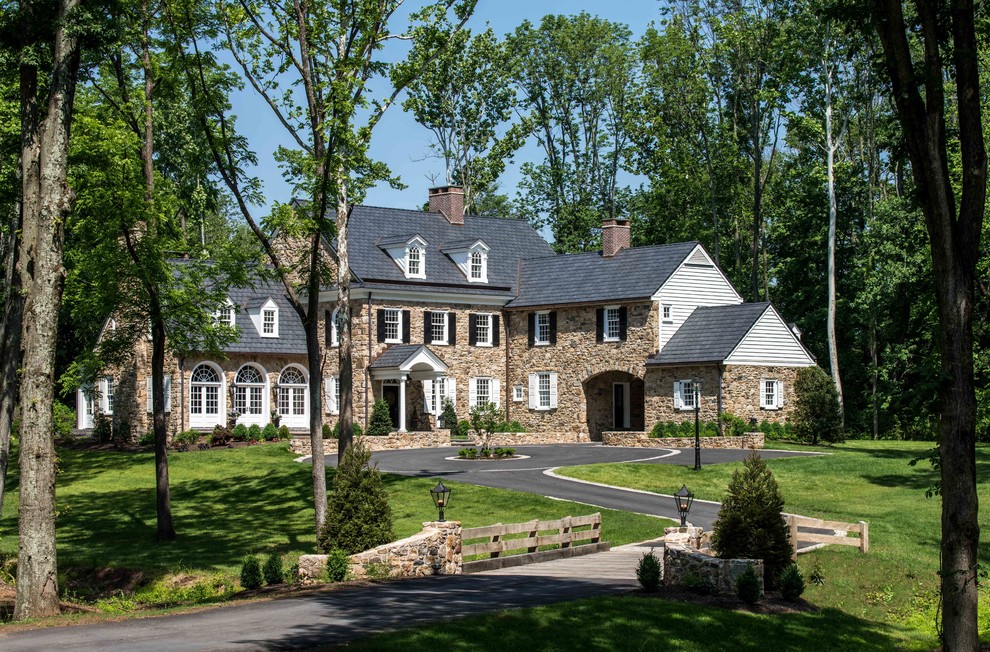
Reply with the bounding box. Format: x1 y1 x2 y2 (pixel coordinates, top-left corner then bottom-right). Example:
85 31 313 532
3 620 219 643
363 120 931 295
317 439 394 554
367 400 394 436
711 452 792 588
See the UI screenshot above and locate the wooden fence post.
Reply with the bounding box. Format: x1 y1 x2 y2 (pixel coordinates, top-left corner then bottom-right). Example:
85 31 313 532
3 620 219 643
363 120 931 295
859 521 869 554
491 528 502 559
591 513 601 544
527 519 539 554
788 515 799 560
561 516 572 549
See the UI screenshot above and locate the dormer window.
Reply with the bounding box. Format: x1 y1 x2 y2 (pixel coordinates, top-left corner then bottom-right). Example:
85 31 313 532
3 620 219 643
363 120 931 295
470 251 483 280
407 245 424 278
441 238 489 283
380 234 429 279
215 298 236 328
255 298 279 338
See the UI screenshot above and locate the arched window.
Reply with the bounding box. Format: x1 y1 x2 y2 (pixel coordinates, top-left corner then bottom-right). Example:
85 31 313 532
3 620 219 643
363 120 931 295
470 250 484 280
234 364 267 420
190 363 224 427
407 245 422 277
278 366 308 427
330 307 345 347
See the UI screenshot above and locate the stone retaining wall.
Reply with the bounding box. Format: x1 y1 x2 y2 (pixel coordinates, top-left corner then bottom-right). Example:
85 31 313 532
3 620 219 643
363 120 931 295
297 521 462 581
601 431 764 449
290 430 591 455
663 543 764 596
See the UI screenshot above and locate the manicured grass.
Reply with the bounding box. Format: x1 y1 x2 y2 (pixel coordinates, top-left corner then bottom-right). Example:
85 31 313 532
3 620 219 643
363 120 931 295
339 595 911 652
0 443 665 578
555 440 990 648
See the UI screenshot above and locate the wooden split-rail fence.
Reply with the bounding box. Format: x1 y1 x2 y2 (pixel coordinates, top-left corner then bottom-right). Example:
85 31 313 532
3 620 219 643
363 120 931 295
785 514 869 559
462 513 608 573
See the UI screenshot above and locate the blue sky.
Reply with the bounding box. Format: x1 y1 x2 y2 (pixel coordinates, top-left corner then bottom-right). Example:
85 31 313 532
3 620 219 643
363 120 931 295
229 0 661 215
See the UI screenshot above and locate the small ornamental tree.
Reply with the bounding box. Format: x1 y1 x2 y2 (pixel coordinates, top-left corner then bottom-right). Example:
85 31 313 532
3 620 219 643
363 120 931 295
367 400 394 436
470 401 503 452
792 366 843 445
711 453 792 588
317 439 394 554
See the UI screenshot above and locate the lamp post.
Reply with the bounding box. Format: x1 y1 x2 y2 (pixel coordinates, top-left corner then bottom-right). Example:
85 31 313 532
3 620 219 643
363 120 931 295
674 484 694 527
430 480 451 522
694 381 701 471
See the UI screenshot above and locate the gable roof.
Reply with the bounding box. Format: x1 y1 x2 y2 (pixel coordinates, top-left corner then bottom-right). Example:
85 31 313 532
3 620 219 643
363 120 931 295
343 205 554 294
225 280 306 355
647 302 770 366
369 344 448 371
508 241 700 308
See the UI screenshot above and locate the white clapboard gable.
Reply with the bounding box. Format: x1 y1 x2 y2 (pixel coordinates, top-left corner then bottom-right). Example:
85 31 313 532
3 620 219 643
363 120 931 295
725 305 815 367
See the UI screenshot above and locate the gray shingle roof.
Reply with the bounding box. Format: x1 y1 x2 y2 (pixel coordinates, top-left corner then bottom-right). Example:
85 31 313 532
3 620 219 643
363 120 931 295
647 302 770 366
225 280 307 355
345 205 554 293
369 344 442 369
378 233 426 247
508 241 700 308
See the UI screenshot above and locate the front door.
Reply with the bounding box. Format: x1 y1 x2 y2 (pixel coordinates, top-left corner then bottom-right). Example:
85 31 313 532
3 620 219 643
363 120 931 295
613 383 630 430
382 385 400 429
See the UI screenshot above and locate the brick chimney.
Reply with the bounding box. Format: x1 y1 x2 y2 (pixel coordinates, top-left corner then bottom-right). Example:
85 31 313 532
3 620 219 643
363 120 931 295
428 186 465 225
602 218 631 257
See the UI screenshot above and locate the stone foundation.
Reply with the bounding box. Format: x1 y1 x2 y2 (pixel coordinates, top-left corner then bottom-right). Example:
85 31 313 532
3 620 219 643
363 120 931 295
663 543 764 596
297 521 462 581
290 430 591 455
601 431 764 449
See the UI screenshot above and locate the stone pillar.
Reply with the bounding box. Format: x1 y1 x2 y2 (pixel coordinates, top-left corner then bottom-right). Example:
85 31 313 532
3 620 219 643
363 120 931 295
398 376 407 432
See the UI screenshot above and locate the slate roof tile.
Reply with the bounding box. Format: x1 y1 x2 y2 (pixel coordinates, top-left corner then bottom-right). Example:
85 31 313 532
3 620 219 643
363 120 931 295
647 302 770 366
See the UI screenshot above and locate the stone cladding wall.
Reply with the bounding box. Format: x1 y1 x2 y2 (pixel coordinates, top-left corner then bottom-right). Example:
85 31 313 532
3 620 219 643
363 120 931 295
297 521 462 581
663 543 764 596
643 365 721 424
289 430 590 455
722 365 798 424
601 431 765 449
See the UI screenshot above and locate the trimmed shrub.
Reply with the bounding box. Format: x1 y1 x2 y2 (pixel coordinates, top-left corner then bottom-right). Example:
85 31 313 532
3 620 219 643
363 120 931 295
92 414 113 443
636 551 661 592
711 452 792 588
439 397 458 431
262 423 279 441
138 430 155 446
247 424 263 442
792 366 843 445
263 553 284 585
720 412 748 436
278 425 291 440
332 422 364 438
458 447 477 459
317 439 394 555
779 563 805 601
367 400 394 436
324 548 350 582
736 564 762 604
240 555 262 590
232 424 249 441
650 420 720 438
211 425 232 446
174 430 200 446
54 400 75 440
456 419 471 439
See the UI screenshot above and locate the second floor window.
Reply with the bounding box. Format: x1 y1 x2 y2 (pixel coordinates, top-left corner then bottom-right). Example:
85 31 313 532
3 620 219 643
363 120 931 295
263 309 277 335
431 311 448 344
475 313 491 346
408 246 422 276
384 309 401 342
475 377 491 406
662 304 672 322
535 312 550 345
470 250 484 280
604 307 621 341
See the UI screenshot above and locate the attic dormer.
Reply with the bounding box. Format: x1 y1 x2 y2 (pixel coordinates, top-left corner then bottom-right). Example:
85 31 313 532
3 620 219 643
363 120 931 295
380 234 429 279
250 297 280 338
441 238 490 283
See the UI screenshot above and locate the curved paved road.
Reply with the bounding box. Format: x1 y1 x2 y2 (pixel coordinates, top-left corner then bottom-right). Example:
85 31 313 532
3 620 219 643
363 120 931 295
320 444 820 530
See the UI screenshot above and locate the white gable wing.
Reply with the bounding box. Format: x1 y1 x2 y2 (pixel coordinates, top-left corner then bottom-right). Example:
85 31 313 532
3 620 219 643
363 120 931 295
725 305 816 367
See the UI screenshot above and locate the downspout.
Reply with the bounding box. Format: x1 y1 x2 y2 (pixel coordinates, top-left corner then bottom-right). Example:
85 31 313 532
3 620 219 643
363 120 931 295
366 293 372 429
717 363 724 435
504 310 510 421
179 356 186 432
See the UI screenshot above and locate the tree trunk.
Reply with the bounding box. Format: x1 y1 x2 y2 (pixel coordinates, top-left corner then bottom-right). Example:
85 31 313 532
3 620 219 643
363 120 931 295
15 0 82 620
150 312 175 540
336 179 354 461
750 111 763 302
825 65 844 428
0 201 23 518
306 228 327 533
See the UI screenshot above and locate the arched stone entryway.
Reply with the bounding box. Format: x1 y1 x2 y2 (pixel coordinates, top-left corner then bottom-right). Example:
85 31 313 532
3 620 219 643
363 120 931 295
583 370 645 440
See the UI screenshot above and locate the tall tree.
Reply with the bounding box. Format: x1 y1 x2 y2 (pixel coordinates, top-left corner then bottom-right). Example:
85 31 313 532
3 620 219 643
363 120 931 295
871 0 985 647
170 0 475 533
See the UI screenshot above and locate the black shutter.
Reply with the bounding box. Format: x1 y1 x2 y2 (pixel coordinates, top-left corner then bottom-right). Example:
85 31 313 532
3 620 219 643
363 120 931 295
528 313 536 347
424 311 433 343
376 309 386 343
448 313 456 345
492 315 501 347
402 310 411 343
619 307 628 341
325 310 332 346
469 314 477 346
549 311 558 345
596 308 604 343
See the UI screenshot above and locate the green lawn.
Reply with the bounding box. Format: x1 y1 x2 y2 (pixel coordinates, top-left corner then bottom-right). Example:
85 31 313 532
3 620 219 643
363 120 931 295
549 440 990 648
0 442 665 588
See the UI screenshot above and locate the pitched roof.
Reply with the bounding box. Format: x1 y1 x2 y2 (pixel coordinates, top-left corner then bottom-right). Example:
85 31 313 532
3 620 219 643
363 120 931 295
647 302 770 366
225 280 307 355
368 344 447 371
344 205 554 294
508 241 699 308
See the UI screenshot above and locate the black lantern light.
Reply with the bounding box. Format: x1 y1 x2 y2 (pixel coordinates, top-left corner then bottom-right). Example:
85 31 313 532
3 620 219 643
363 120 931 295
430 480 451 522
674 484 694 527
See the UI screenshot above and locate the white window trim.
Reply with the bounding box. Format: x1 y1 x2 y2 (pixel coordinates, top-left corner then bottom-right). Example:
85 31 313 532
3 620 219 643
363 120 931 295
760 379 784 410
330 307 343 347
661 303 673 323
405 244 426 279
674 380 700 412
99 377 114 415
260 303 279 338
534 311 551 346
603 305 621 343
384 308 403 344
469 376 500 408
528 372 558 411
513 385 525 402
468 247 488 283
325 375 340 415
430 311 449 345
475 313 493 347
215 298 236 328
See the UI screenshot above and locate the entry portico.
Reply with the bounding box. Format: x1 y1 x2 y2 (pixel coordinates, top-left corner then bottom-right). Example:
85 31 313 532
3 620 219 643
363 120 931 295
369 344 448 432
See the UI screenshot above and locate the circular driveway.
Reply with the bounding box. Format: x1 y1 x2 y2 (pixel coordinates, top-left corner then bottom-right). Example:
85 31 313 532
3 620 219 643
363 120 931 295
321 443 819 529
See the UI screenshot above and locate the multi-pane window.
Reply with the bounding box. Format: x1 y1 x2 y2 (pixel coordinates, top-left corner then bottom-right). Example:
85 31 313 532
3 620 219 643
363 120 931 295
191 364 222 417
216 301 235 327
535 312 550 345
662 304 672 321
235 366 265 415
431 311 448 344
761 379 782 409
407 246 422 276
682 381 698 409
102 378 114 415
470 250 484 280
475 377 491 406
278 367 307 417
263 309 276 335
514 385 525 402
384 309 401 342
604 307 621 341
475 313 492 345
330 308 345 347
538 372 551 409
429 378 448 417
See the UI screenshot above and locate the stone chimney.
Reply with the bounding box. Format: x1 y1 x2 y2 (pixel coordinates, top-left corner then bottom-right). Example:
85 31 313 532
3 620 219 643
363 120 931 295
428 186 465 225
602 218 631 257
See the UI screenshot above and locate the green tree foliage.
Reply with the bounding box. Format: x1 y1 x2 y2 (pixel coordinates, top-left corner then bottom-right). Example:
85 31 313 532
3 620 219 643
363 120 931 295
262 552 283 585
240 555 262 590
792 366 843 445
711 453 791 588
317 440 394 555
469 400 503 451
366 400 394 437
636 551 661 592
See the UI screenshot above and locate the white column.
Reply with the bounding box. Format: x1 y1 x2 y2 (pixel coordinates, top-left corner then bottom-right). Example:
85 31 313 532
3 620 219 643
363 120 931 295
398 376 407 432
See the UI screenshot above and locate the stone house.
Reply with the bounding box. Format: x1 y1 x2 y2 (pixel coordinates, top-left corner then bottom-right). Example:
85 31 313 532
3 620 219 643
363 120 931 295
76 186 815 440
